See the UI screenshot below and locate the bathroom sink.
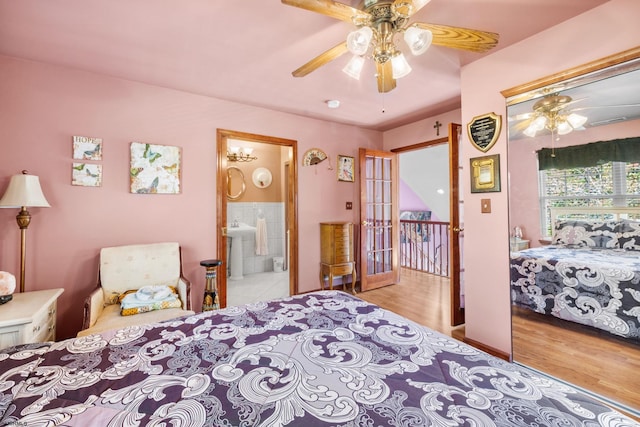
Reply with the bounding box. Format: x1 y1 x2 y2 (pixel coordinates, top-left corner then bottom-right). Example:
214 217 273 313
226 223 256 280
226 223 256 237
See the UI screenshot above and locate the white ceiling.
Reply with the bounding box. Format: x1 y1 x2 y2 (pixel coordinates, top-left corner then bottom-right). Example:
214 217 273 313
0 0 611 131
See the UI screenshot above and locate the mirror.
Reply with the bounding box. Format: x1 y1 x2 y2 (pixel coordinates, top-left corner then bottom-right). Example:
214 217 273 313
227 166 246 200
505 50 640 415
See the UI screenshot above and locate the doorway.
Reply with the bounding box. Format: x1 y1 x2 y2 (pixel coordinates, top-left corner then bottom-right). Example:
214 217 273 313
390 123 464 326
216 129 298 308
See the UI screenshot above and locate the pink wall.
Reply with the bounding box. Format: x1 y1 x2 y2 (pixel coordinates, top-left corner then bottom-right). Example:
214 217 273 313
508 120 640 246
0 56 381 339
460 0 640 353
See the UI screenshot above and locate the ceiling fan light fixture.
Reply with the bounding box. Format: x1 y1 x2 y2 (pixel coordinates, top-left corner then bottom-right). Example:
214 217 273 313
567 112 588 128
391 53 412 79
346 26 373 56
404 26 432 55
531 115 547 131
343 55 365 80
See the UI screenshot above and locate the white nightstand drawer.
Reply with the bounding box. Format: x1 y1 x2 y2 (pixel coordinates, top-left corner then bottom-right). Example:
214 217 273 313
0 289 64 349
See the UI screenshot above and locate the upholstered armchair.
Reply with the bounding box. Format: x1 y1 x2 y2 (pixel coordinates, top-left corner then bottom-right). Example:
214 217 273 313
77 242 194 337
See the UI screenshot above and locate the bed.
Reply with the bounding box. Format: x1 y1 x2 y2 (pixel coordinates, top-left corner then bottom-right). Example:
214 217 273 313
0 291 637 426
510 208 640 341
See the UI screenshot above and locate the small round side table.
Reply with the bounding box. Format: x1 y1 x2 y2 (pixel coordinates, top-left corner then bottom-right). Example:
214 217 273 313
200 259 222 311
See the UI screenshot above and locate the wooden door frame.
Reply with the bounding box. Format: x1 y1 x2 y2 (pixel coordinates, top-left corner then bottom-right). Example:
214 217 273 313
390 123 464 325
216 129 298 308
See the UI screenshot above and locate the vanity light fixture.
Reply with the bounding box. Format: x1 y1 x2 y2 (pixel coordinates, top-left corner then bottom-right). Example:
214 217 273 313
227 146 257 162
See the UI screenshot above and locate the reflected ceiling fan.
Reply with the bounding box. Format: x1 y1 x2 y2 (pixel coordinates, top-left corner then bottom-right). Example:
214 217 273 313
511 93 640 138
282 0 499 93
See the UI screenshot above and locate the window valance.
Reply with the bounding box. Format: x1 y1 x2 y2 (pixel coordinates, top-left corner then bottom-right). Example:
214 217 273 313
537 137 640 170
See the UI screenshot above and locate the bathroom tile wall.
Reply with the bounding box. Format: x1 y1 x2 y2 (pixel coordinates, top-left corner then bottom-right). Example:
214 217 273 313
227 202 286 275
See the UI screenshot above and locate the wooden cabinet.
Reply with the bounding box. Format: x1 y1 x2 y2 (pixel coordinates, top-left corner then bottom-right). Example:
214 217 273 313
320 222 356 293
0 288 64 350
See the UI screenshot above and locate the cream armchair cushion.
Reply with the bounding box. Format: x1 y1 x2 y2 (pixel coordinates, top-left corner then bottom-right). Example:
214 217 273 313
78 242 194 337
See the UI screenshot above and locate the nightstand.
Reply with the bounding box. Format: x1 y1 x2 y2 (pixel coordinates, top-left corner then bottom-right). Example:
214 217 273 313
510 237 530 251
0 288 64 350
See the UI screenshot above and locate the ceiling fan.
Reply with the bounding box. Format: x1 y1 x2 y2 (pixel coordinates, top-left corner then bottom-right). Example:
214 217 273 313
282 0 499 93
511 93 640 138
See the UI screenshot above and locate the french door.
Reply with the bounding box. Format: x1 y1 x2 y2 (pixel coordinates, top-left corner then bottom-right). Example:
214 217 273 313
358 148 399 291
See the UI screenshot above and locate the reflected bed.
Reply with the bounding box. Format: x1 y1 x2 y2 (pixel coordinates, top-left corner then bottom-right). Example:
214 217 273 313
0 291 636 425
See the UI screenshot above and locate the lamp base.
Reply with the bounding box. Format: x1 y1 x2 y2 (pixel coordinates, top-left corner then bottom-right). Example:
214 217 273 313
0 294 13 305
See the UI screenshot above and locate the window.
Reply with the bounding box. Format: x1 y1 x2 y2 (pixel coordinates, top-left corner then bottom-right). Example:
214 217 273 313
539 161 640 236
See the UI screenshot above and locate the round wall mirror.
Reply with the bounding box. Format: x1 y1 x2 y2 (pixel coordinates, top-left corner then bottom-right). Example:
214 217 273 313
227 166 246 200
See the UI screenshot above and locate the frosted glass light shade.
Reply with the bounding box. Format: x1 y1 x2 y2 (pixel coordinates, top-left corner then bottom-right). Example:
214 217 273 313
522 125 538 138
567 113 588 128
346 27 373 55
343 55 365 79
0 173 50 208
391 53 412 79
556 120 573 135
404 26 432 55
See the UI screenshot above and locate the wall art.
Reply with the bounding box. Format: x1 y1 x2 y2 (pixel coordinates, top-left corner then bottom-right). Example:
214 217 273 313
470 154 500 193
337 155 354 182
130 142 181 194
72 136 103 160
72 163 102 187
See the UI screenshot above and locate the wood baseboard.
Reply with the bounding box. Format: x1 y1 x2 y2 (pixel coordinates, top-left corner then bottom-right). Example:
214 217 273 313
462 336 510 361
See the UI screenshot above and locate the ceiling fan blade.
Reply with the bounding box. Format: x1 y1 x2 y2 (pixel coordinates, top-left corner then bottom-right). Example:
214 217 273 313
509 112 534 122
281 0 370 23
571 103 640 111
292 41 349 77
392 0 431 18
376 61 396 93
414 23 499 53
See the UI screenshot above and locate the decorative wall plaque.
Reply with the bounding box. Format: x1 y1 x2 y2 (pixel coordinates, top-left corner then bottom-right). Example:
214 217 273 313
467 112 502 152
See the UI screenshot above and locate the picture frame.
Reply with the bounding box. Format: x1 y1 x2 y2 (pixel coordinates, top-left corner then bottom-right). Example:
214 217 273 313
470 154 500 193
72 136 103 160
72 163 102 187
130 142 181 194
337 155 355 182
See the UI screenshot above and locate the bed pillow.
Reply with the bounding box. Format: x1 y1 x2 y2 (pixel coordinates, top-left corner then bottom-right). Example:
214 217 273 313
551 219 618 248
119 285 182 316
615 219 640 251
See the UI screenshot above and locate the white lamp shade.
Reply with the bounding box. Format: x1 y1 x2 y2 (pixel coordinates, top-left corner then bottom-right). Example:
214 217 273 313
391 53 412 79
404 26 432 55
343 55 365 80
0 173 50 208
346 26 373 56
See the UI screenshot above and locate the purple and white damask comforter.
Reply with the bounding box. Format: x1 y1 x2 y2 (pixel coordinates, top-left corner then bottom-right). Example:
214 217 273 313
1 291 637 426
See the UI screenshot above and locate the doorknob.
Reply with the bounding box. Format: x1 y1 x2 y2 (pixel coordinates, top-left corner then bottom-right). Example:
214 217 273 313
452 227 464 232
361 220 370 226
222 227 227 236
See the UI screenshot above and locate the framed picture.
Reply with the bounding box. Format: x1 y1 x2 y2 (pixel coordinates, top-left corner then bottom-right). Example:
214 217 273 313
130 142 181 194
470 154 500 193
337 155 354 182
72 163 102 187
72 136 103 160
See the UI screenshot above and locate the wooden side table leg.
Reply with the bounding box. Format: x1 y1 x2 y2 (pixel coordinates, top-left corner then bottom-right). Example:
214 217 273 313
319 266 324 291
351 262 357 294
328 270 334 290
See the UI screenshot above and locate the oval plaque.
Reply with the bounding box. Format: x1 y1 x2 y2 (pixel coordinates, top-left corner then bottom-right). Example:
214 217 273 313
467 112 502 152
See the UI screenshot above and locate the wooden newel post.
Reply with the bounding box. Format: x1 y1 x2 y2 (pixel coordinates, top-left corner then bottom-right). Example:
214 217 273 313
200 259 222 311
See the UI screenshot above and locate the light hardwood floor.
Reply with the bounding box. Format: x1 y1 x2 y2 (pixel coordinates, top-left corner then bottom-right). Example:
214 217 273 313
355 269 639 419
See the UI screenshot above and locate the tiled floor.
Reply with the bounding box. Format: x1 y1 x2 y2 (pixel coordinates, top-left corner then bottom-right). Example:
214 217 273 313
227 271 290 306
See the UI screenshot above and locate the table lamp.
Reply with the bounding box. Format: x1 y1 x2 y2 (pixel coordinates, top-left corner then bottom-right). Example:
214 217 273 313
0 170 50 293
